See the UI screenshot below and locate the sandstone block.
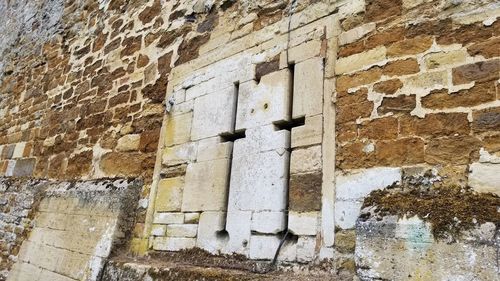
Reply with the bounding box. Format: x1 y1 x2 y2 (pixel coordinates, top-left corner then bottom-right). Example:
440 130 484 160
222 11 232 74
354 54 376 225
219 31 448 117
291 114 323 148
152 237 195 251
335 46 386 74
153 212 184 224
288 211 318 236
336 67 382 92
182 159 230 212
164 112 193 147
191 87 237 140
382 58 420 76
293 58 324 118
167 224 198 238
289 171 322 212
116 134 140 152
452 59 500 85
155 177 183 212
387 36 433 57
12 158 36 177
359 117 399 140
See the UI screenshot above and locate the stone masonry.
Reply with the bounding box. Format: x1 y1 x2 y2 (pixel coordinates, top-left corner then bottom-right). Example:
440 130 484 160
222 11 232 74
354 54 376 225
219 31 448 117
0 0 499 280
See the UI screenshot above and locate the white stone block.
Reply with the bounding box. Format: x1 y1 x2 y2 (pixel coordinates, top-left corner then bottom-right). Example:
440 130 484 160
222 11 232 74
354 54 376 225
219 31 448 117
251 211 286 234
191 87 237 140
288 212 318 236
223 210 251 255
164 112 193 147
167 224 198 238
116 135 140 152
278 241 297 262
197 211 226 253
233 125 290 156
291 114 322 148
196 137 233 162
12 142 26 158
338 23 376 46
152 237 196 251
290 145 322 174
297 236 316 262
334 200 363 229
249 235 281 260
235 69 291 130
162 142 197 166
335 46 386 74
153 212 184 224
335 167 402 200
151 224 167 236
469 163 500 196
182 159 230 212
155 177 183 212
293 57 324 118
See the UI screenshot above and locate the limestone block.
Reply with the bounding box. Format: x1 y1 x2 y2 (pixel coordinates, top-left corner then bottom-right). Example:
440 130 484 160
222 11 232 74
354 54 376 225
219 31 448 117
12 158 35 177
55 249 91 280
291 114 323 148
155 177 183 212
285 40 322 65
251 211 286 234
293 57 324 119
12 142 26 158
38 270 75 281
288 211 318 236
116 134 140 152
152 237 196 251
164 112 193 147
335 46 387 74
153 212 184 224
167 224 198 238
277 241 297 262
224 210 251 255
235 69 291 130
296 236 316 262
335 167 402 200
191 86 237 140
6 262 42 281
233 125 290 156
197 211 226 253
338 23 376 46
182 158 230 212
290 145 322 174
249 235 281 260
184 213 200 224
196 137 233 162
404 70 448 91
151 224 167 236
469 162 500 196
162 142 197 167
424 50 467 70
335 200 363 229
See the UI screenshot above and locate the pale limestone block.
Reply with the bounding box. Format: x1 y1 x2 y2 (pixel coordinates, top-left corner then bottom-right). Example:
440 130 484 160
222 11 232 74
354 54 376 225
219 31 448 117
338 23 376 46
6 262 42 281
290 145 322 174
191 87 237 140
424 50 467 69
182 159 230 212
167 224 198 238
197 211 226 253
335 200 363 229
229 149 289 212
155 177 183 212
335 46 386 74
162 142 197 166
153 212 184 224
233 125 290 156
293 57 324 119
197 137 233 162
469 163 500 196
278 241 297 262
170 100 194 116
12 142 26 158
335 167 402 200
184 212 200 224
55 249 91 280
224 210 252 255
152 237 196 251
296 236 316 262
291 114 323 148
251 211 286 234
338 0 365 18
164 112 193 147
249 235 281 260
151 224 167 236
285 40 322 64
288 211 319 236
116 134 140 152
405 70 448 91
235 69 291 130
38 270 75 281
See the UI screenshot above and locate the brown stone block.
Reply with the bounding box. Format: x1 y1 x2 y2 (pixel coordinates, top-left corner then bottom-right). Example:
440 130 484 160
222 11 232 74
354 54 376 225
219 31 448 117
336 67 382 92
137 54 150 68
337 88 369 106
255 58 280 81
66 151 92 179
337 122 358 143
104 38 122 54
1 144 15 159
437 22 494 46
365 0 402 22
100 152 145 176
472 106 500 133
405 19 452 39
359 117 398 140
176 33 210 66
12 158 36 177
337 101 373 124
139 128 160 153
109 92 131 107
254 3 286 31
365 27 405 50
425 136 481 165
376 137 424 166
339 41 365 58
387 36 433 57
289 171 322 212
468 36 500 59
121 35 142 58
382 58 420 76
378 95 416 115
483 133 500 153
452 59 500 85
336 142 376 169
373 79 403 95
138 0 161 25
400 112 470 137
422 82 496 109
335 230 356 254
